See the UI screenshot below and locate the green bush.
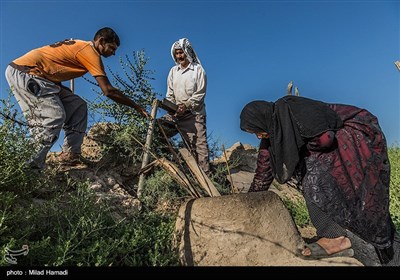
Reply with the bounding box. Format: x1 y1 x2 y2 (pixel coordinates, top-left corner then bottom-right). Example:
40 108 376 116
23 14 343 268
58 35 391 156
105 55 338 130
140 169 188 210
0 182 179 266
0 97 41 195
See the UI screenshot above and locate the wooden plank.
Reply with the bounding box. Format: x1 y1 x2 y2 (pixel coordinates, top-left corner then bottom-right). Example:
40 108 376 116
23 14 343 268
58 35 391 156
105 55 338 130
179 148 221 197
140 158 201 198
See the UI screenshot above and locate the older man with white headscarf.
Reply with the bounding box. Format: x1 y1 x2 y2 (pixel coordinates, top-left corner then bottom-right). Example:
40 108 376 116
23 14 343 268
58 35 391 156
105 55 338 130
164 38 210 174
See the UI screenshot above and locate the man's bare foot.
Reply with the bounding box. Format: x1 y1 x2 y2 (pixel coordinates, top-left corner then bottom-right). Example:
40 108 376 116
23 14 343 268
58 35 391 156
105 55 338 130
302 236 352 256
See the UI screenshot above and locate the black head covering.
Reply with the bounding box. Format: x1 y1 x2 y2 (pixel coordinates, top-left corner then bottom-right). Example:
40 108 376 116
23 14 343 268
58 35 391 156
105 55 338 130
240 96 343 183
239 100 274 133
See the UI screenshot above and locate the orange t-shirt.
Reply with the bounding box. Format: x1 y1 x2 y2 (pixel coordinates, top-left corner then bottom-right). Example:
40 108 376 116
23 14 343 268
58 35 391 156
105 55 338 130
12 39 106 83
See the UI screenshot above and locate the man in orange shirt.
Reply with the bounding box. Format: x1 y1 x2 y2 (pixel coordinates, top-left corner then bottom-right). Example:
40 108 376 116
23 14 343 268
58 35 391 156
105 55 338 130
5 27 149 170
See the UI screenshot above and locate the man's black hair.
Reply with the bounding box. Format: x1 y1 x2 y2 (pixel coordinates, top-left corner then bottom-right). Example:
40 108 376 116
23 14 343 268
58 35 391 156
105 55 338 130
94 27 120 46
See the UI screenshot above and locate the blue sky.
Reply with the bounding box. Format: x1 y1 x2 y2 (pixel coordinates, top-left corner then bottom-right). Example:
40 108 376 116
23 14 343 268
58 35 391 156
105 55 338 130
1 0 399 151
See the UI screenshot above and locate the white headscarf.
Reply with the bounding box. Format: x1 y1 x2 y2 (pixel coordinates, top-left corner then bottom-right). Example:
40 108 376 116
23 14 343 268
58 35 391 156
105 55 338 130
171 38 201 65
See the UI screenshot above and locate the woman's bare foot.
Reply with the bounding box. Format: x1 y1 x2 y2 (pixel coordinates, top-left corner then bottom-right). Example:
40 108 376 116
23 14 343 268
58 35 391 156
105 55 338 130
302 236 352 256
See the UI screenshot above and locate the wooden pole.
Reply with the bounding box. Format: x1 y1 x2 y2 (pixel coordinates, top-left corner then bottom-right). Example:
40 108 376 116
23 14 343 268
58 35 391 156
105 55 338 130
137 99 159 199
222 144 238 194
395 61 400 72
70 79 74 93
287 81 293 95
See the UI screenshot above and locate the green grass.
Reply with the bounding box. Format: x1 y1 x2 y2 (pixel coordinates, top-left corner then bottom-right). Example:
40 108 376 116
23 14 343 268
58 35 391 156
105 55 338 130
0 183 179 266
0 94 180 266
282 197 311 228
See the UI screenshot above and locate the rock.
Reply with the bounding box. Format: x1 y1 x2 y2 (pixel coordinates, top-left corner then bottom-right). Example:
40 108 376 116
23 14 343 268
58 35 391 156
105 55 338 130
213 142 259 173
227 170 255 193
175 191 362 266
81 122 120 163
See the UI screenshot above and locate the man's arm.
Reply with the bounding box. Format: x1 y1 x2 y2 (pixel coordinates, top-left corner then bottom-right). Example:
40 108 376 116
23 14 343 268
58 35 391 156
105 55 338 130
95 76 150 119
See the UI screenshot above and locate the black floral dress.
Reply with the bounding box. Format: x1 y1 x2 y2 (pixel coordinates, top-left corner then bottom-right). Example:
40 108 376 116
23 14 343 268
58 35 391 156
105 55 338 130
251 104 394 251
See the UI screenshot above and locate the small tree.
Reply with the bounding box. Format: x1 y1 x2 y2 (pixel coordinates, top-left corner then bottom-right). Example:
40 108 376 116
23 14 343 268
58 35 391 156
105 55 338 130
84 50 161 165
87 49 157 124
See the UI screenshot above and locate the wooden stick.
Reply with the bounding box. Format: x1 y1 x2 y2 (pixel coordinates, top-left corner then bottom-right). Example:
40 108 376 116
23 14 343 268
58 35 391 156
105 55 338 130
395 61 400 72
222 144 238 194
137 99 159 199
70 79 74 93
